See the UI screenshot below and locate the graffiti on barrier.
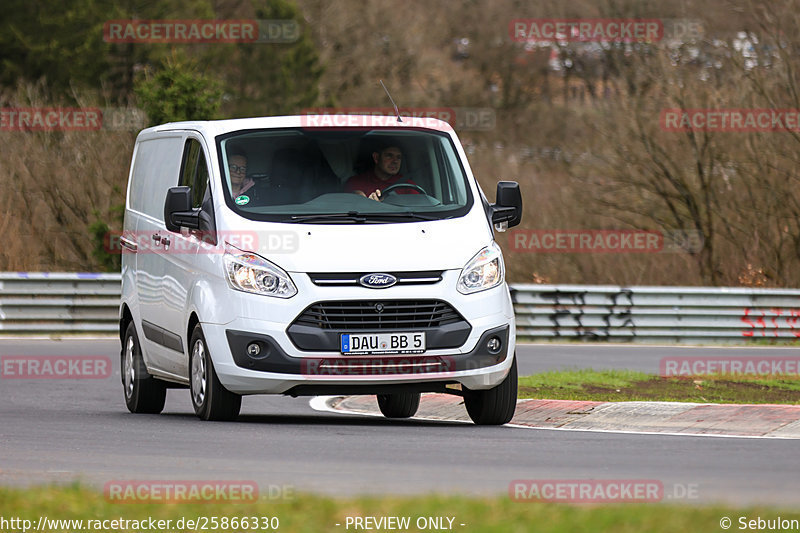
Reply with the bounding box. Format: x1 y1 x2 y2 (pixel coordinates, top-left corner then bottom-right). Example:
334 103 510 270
741 307 800 337
538 289 635 340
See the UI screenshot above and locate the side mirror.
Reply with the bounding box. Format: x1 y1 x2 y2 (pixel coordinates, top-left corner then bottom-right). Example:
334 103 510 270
490 181 522 231
164 186 199 232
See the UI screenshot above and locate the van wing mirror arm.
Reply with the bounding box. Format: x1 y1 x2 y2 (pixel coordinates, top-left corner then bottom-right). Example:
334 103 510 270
164 186 200 232
170 210 200 231
491 205 517 223
490 181 523 231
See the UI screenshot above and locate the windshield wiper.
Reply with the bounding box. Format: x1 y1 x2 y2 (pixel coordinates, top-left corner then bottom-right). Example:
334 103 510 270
287 212 440 223
287 212 369 223
360 212 439 221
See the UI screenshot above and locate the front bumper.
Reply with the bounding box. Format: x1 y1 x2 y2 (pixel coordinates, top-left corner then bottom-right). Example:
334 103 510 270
204 320 515 394
199 278 517 394
226 324 508 375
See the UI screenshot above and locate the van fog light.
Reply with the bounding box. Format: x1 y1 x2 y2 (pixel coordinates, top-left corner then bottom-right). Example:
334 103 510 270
486 336 502 354
247 343 261 356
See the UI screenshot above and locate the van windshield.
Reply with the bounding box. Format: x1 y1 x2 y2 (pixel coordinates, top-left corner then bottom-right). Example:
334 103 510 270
216 127 473 223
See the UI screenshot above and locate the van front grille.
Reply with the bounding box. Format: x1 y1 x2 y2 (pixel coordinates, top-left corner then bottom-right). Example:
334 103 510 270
292 300 464 330
308 271 443 287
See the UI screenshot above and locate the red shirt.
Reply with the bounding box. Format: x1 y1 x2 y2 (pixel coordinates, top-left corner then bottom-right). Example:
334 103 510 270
344 170 419 195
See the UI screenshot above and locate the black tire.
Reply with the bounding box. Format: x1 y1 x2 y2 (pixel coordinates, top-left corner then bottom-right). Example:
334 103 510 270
377 392 421 419
121 321 166 414
189 324 241 421
464 355 517 425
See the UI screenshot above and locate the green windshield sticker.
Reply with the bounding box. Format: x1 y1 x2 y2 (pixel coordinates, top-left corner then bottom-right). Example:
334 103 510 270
235 195 250 205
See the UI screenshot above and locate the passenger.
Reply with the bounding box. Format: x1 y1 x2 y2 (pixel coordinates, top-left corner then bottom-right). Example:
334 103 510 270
228 148 255 198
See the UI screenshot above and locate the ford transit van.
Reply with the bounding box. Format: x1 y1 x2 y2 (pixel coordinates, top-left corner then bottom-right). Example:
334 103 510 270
119 115 522 424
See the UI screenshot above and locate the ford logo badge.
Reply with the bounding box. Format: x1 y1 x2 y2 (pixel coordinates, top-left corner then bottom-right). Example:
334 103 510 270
359 273 397 289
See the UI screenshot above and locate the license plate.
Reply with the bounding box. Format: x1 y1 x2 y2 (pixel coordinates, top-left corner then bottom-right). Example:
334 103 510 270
340 332 426 355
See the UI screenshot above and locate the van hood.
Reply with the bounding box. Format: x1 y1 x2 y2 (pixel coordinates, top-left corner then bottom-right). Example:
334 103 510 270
248 215 492 273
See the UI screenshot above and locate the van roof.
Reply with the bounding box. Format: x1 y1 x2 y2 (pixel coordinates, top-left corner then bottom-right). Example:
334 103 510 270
141 115 455 137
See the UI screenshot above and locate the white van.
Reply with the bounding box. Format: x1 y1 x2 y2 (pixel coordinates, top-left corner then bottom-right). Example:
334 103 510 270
119 115 522 425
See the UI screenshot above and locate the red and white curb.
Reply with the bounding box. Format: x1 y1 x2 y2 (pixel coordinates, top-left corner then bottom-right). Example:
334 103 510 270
310 394 800 439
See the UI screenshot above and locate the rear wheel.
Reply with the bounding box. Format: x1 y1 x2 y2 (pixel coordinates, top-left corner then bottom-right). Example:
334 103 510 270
189 324 241 421
464 355 517 425
121 322 166 414
377 392 421 419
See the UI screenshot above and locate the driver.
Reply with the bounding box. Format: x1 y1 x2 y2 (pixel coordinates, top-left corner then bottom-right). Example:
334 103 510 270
344 143 420 201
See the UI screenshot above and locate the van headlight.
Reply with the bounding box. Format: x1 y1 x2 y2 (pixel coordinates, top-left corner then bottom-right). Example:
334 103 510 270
223 243 297 298
457 242 505 294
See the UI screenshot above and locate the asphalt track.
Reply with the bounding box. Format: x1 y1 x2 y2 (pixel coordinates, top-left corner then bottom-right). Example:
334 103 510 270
1 339 799 506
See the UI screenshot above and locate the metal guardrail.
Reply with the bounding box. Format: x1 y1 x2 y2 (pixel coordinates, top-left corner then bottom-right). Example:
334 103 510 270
512 284 800 343
0 273 120 333
0 273 798 343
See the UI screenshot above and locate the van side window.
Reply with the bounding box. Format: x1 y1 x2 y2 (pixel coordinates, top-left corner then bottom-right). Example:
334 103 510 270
180 139 210 209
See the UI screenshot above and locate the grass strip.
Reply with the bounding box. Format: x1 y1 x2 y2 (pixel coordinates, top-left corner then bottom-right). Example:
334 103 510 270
518 369 800 404
1 484 799 533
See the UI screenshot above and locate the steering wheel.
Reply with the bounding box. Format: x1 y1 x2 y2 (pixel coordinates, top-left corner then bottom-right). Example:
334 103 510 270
381 182 428 196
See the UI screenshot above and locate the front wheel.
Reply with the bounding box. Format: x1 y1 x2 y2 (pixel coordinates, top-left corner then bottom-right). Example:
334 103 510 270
189 324 242 421
463 355 517 425
377 392 421 418
121 322 166 414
